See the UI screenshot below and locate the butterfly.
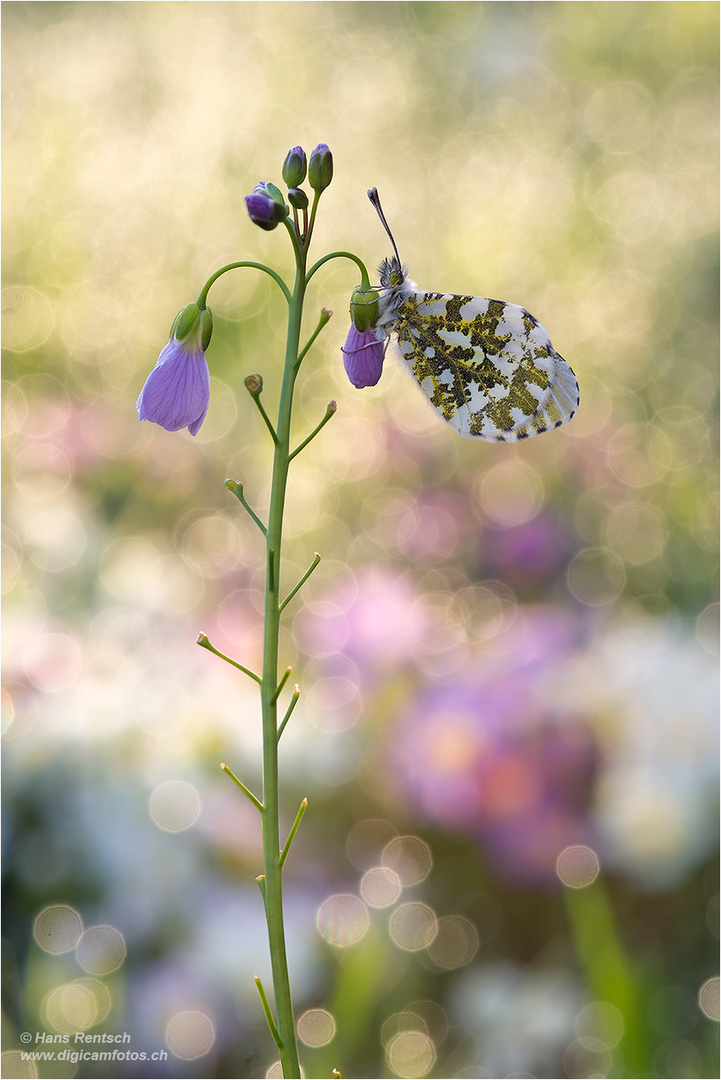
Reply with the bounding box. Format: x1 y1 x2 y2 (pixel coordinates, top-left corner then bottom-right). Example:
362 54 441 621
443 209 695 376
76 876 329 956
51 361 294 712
368 188 579 442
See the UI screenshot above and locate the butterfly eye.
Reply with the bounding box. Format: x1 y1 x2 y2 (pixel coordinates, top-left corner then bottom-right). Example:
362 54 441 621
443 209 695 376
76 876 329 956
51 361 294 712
389 269 403 287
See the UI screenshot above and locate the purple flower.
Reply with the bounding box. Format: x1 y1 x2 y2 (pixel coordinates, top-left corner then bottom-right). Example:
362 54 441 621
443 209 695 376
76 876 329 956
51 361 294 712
136 302 212 437
341 324 386 388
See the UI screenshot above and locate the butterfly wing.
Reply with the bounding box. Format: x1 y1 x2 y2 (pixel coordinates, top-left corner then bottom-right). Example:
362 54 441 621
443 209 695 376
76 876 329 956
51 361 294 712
385 291 579 441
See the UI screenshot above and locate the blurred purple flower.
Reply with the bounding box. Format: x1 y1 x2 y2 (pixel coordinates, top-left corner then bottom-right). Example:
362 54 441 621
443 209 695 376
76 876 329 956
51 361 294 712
341 324 386 388
483 514 573 590
137 303 212 437
380 607 598 885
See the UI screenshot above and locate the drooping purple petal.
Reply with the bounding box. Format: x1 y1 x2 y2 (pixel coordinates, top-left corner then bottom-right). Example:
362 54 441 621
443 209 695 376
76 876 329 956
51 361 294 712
136 338 210 436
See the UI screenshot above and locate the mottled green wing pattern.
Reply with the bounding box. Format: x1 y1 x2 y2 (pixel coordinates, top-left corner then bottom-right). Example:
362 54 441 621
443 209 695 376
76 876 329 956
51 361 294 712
385 291 579 441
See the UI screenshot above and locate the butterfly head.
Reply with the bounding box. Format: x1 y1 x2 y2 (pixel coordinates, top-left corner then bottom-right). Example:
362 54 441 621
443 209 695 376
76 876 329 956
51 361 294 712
378 255 406 290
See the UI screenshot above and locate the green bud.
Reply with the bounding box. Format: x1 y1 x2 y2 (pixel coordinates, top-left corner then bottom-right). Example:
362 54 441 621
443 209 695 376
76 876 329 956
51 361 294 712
244 373 263 395
349 285 380 333
308 143 333 193
282 146 307 187
287 187 309 210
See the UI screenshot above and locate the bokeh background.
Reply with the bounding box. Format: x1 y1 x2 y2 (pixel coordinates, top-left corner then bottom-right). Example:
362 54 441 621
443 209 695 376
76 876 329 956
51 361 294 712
2 2 718 1078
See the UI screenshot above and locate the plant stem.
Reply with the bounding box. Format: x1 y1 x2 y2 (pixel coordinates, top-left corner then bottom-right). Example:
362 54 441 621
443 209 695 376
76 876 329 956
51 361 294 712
259 251 306 1079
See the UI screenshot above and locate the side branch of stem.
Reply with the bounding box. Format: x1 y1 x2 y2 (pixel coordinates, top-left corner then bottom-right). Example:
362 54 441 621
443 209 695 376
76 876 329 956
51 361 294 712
197 261 291 307
254 976 282 1051
245 379 279 444
224 479 268 535
305 250 371 287
220 762 264 813
196 633 262 685
289 405 336 461
279 798 308 869
270 667 292 705
277 686 300 742
294 307 332 370
280 553 321 611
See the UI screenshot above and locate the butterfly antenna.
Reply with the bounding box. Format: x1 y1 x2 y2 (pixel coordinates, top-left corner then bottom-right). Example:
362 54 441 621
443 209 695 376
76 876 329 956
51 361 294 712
368 188 402 265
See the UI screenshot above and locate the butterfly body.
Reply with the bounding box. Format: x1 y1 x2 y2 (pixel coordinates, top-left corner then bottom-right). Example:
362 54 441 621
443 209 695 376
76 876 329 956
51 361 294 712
375 253 579 442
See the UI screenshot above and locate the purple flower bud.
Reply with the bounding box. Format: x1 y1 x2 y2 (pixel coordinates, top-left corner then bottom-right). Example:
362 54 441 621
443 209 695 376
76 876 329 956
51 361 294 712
254 180 285 206
136 303 212 436
282 146 307 187
341 324 386 388
245 189 287 231
308 143 333 193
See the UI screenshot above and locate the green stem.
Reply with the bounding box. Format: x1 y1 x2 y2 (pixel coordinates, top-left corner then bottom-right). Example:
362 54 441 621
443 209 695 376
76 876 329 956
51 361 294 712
564 879 649 1078
304 190 321 253
197 261 292 307
258 239 307 1080
305 250 370 287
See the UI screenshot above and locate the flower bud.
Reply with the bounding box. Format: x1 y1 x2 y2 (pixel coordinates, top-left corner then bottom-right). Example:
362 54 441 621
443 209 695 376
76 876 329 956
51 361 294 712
287 187 309 210
341 325 386 389
254 181 286 206
308 143 333 193
244 373 263 395
245 190 287 231
282 146 307 187
349 285 380 333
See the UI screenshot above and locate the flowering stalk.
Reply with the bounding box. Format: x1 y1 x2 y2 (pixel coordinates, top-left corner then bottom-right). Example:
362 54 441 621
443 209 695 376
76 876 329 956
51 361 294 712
139 144 373 1078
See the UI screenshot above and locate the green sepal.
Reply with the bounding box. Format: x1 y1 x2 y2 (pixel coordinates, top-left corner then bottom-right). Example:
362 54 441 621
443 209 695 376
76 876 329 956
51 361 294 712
171 301 201 341
199 307 213 350
170 301 213 351
258 181 286 206
349 285 380 332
